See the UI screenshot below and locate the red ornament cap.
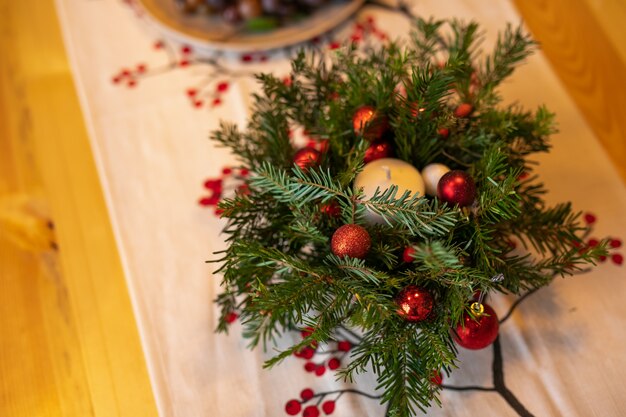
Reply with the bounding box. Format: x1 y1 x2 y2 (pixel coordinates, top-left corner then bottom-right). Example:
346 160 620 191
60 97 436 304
352 105 389 141
395 285 435 322
331 224 371 259
452 302 499 349
364 140 393 164
294 147 321 171
437 170 477 207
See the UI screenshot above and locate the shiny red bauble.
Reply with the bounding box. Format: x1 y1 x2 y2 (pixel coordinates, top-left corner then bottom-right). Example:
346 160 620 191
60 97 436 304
452 303 499 350
364 140 393 164
293 147 321 171
352 105 389 141
330 224 371 259
395 285 434 322
437 170 477 207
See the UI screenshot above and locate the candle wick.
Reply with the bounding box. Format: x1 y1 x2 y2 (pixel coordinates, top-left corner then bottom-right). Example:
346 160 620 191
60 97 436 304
382 166 391 180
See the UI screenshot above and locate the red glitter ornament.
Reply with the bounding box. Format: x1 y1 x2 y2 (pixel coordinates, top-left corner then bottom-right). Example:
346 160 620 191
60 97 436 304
331 224 371 259
364 140 393 164
352 105 389 141
452 302 499 350
437 170 477 207
293 147 321 171
395 285 434 322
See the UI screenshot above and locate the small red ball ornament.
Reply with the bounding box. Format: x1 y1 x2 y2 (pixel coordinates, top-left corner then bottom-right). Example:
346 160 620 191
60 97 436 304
452 302 499 350
395 285 434 322
364 140 393 164
293 147 321 171
331 224 371 259
454 103 473 118
352 105 389 141
402 246 416 263
437 170 477 207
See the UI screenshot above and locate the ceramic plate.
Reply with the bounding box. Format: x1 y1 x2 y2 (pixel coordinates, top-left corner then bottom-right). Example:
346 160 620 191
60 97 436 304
138 0 365 52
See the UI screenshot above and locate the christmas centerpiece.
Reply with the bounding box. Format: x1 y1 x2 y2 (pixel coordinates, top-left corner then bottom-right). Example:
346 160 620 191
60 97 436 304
211 17 605 416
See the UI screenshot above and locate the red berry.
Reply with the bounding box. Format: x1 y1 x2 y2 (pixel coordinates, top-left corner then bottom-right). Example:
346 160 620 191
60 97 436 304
301 347 315 360
240 168 250 177
225 312 238 323
303 405 320 417
222 167 233 175
217 81 229 93
599 255 607 262
337 341 351 352
322 401 336 415
588 238 599 247
584 213 597 224
194 100 203 108
430 371 443 385
212 98 222 106
612 253 624 265
402 246 416 263
301 326 314 339
315 365 326 376
198 196 220 206
179 60 190 67
181 45 192 54
304 362 316 372
241 54 253 62
320 201 341 218
127 80 137 88
186 88 198 97
285 400 301 415
437 127 449 139
610 239 622 248
300 388 314 401
454 103 473 118
329 41 340 50
153 40 164 49
112 76 121 84
136 63 147 73
328 358 340 370
204 179 222 190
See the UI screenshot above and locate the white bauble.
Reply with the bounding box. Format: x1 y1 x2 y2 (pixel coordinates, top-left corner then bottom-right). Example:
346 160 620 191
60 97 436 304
421 163 451 196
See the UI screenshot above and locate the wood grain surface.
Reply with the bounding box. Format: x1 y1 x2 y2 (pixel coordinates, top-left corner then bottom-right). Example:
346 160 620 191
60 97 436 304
0 1 158 416
0 0 625 416
514 0 626 183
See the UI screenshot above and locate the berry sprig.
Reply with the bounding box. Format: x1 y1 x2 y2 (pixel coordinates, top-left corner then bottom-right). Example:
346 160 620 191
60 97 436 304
285 388 382 416
199 167 250 216
294 327 354 377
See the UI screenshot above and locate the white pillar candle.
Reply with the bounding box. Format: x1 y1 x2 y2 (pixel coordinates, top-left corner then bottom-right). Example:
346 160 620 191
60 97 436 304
354 158 425 223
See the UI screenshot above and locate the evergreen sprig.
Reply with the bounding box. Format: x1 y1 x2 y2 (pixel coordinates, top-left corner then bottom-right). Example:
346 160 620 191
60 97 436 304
211 17 605 417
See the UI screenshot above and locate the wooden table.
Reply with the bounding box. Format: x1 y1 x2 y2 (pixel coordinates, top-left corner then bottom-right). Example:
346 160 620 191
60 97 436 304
0 0 624 415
